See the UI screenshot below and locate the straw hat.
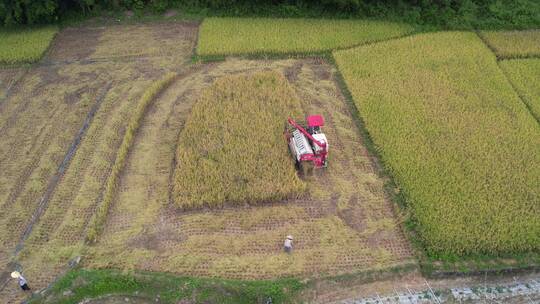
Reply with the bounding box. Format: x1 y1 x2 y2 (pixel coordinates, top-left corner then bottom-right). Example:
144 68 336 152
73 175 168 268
286 235 293 240
10 271 20 279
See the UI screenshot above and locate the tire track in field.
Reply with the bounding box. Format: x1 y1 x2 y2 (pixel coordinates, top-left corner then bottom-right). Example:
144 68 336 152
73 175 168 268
0 83 111 294
15 82 112 253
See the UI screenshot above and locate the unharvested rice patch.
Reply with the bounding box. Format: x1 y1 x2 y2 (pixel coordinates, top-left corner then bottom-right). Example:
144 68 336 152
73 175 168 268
172 71 306 209
197 18 414 56
89 59 413 279
479 30 540 59
334 32 540 255
0 26 58 64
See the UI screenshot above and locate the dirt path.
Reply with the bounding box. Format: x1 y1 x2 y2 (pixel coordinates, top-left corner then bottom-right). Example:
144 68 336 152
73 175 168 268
310 272 540 303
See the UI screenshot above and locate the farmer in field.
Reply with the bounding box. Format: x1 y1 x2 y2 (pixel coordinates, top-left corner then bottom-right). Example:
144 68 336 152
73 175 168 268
11 271 30 291
284 235 293 254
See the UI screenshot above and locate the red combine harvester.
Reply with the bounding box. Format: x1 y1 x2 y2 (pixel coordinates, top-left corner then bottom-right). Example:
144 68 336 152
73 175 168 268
285 115 328 172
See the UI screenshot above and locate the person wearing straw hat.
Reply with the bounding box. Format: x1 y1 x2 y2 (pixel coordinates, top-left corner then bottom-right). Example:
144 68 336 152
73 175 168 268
11 271 30 291
283 235 293 254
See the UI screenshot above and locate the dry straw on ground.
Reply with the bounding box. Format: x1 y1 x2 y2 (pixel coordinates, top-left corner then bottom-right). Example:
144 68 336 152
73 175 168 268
86 72 177 242
173 71 306 209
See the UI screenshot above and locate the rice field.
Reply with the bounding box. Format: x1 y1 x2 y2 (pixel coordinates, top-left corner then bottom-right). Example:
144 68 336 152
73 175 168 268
479 30 540 59
333 32 540 256
499 59 540 120
173 72 306 209
89 58 412 280
0 26 58 64
197 18 414 56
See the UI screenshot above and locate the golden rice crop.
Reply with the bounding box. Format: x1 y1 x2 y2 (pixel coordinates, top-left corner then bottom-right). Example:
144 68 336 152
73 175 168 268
479 30 540 59
173 72 306 209
197 18 414 56
334 32 540 256
499 59 540 121
0 26 58 64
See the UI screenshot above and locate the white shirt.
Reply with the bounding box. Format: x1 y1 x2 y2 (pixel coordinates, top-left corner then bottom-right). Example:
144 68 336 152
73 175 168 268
18 276 27 286
284 239 293 248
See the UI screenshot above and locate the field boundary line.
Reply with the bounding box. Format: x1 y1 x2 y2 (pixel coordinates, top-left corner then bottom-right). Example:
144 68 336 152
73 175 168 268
40 53 187 67
85 72 177 243
193 29 421 62
476 32 540 126
496 60 540 126
326 53 428 272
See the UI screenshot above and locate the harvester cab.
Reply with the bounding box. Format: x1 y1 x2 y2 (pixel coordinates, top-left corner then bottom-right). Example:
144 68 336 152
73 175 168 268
285 115 328 172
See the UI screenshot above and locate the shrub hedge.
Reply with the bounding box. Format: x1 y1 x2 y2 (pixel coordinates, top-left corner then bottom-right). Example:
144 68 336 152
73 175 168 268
2 0 539 29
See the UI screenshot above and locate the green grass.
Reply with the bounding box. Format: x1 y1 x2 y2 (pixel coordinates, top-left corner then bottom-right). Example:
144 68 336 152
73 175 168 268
499 59 540 121
196 17 415 56
173 72 305 209
333 32 540 257
479 30 540 59
29 268 304 304
0 26 58 64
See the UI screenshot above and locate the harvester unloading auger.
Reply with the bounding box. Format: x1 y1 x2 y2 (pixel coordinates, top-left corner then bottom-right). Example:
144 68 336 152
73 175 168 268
285 115 328 174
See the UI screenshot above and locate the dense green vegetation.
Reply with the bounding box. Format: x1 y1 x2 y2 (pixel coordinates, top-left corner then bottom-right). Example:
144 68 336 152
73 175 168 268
0 26 57 64
173 72 305 209
500 59 540 121
2 0 539 29
479 30 540 59
29 268 304 304
333 32 540 257
197 18 413 56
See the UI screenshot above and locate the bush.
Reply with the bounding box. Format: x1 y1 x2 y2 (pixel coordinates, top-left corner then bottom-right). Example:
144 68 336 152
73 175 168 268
1 0 539 29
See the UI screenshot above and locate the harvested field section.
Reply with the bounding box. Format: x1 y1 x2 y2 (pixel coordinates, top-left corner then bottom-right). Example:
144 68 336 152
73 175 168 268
499 59 540 121
173 72 305 209
197 18 414 56
334 32 540 255
45 26 104 62
91 23 198 60
0 23 199 302
89 59 413 279
0 67 26 99
479 30 540 59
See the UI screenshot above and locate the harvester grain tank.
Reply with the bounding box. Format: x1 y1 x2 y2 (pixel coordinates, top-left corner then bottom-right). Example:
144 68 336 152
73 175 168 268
285 115 328 172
